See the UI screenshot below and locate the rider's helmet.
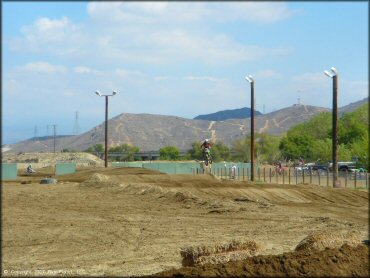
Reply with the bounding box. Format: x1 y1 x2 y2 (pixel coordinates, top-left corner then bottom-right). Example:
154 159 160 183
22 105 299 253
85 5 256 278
205 139 209 143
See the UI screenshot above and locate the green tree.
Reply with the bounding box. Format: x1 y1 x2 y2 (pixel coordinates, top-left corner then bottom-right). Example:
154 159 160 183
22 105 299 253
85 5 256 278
159 146 180 160
187 142 203 160
338 106 368 145
310 139 332 162
279 134 314 160
109 144 140 161
231 138 249 162
256 133 282 163
278 103 368 166
288 112 332 140
211 141 231 162
85 143 104 154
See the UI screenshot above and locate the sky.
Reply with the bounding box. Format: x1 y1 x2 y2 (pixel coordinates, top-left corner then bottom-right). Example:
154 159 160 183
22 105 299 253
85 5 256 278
2 1 369 144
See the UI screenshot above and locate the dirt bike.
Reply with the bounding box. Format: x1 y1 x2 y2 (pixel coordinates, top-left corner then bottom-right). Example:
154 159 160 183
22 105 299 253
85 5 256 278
271 165 286 177
203 148 212 166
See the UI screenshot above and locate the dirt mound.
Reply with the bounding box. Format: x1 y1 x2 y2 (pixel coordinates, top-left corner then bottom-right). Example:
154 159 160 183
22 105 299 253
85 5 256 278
180 239 261 266
155 243 369 277
119 183 201 205
295 231 362 252
2 152 104 167
80 173 118 187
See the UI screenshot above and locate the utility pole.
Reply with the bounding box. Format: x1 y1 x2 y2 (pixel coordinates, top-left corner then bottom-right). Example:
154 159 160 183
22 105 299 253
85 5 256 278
245 75 255 181
332 73 339 187
52 124 57 154
105 96 109 167
324 67 339 187
73 111 81 135
95 90 118 168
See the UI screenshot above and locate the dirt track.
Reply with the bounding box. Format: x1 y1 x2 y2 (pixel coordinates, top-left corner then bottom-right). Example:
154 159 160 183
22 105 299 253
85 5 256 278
2 167 369 277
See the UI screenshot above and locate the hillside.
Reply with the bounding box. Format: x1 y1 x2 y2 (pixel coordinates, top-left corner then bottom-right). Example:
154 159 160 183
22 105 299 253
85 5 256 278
194 107 262 121
339 97 369 114
5 105 330 153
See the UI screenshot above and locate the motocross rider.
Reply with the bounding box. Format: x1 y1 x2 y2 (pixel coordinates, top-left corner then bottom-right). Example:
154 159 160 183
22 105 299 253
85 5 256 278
201 139 212 159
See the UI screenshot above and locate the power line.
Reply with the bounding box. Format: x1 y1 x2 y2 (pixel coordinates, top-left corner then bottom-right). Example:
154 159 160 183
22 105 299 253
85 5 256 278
73 111 81 135
34 125 38 141
51 124 57 153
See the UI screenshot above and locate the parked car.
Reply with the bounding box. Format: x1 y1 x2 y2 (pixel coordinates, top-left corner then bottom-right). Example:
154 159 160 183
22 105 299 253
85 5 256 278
311 163 329 175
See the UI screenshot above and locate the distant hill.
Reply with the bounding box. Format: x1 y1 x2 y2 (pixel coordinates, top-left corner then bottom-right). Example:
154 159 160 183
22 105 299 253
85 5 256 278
5 105 329 153
194 107 262 121
5 99 367 153
339 97 369 114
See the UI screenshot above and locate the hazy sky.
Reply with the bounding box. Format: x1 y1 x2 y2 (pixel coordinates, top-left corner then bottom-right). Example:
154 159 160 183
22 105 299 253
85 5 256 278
2 1 369 144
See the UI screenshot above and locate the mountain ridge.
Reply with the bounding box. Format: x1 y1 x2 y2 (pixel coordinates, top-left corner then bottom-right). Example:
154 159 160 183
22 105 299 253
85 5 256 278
4 98 368 153
194 107 262 121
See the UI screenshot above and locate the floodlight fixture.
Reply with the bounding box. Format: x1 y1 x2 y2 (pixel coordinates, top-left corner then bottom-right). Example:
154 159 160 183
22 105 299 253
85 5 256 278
331 67 338 75
324 70 334 78
112 91 117 96
95 90 101 96
245 75 254 83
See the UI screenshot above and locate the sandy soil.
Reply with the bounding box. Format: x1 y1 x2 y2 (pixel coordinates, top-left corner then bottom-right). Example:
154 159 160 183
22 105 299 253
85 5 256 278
2 166 369 277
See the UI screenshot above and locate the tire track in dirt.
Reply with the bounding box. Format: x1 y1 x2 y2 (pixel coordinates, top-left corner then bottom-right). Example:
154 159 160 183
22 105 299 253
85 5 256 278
2 168 368 277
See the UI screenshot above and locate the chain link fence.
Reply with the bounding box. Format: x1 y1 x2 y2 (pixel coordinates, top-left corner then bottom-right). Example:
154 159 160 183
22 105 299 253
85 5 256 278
208 165 369 189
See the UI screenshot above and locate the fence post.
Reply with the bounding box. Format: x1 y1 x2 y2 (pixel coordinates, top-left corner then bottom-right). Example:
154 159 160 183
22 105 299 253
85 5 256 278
263 168 266 182
243 167 245 181
296 168 298 185
269 168 272 183
276 169 278 184
345 170 348 188
289 167 291 185
283 169 285 184
258 167 260 181
303 168 305 184
310 169 312 184
354 171 357 189
327 169 329 187
318 170 321 186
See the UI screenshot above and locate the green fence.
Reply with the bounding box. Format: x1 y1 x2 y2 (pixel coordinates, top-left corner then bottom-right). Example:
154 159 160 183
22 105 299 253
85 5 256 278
1 163 18 180
143 162 201 174
110 161 253 176
55 163 76 175
112 162 143 168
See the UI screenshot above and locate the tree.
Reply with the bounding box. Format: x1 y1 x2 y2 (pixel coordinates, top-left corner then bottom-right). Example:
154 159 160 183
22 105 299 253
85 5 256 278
255 133 282 163
85 144 104 154
231 138 249 162
109 144 140 161
159 146 180 160
279 134 314 161
278 103 368 166
211 141 231 162
187 142 203 160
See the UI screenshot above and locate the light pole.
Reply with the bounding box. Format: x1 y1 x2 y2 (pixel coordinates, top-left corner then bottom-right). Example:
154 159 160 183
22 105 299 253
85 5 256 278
95 90 118 168
245 75 255 181
324 67 339 187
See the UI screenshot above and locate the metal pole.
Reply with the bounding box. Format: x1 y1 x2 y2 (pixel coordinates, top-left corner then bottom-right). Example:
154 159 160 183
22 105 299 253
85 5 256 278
333 75 339 187
251 81 255 181
105 96 109 168
53 124 56 154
